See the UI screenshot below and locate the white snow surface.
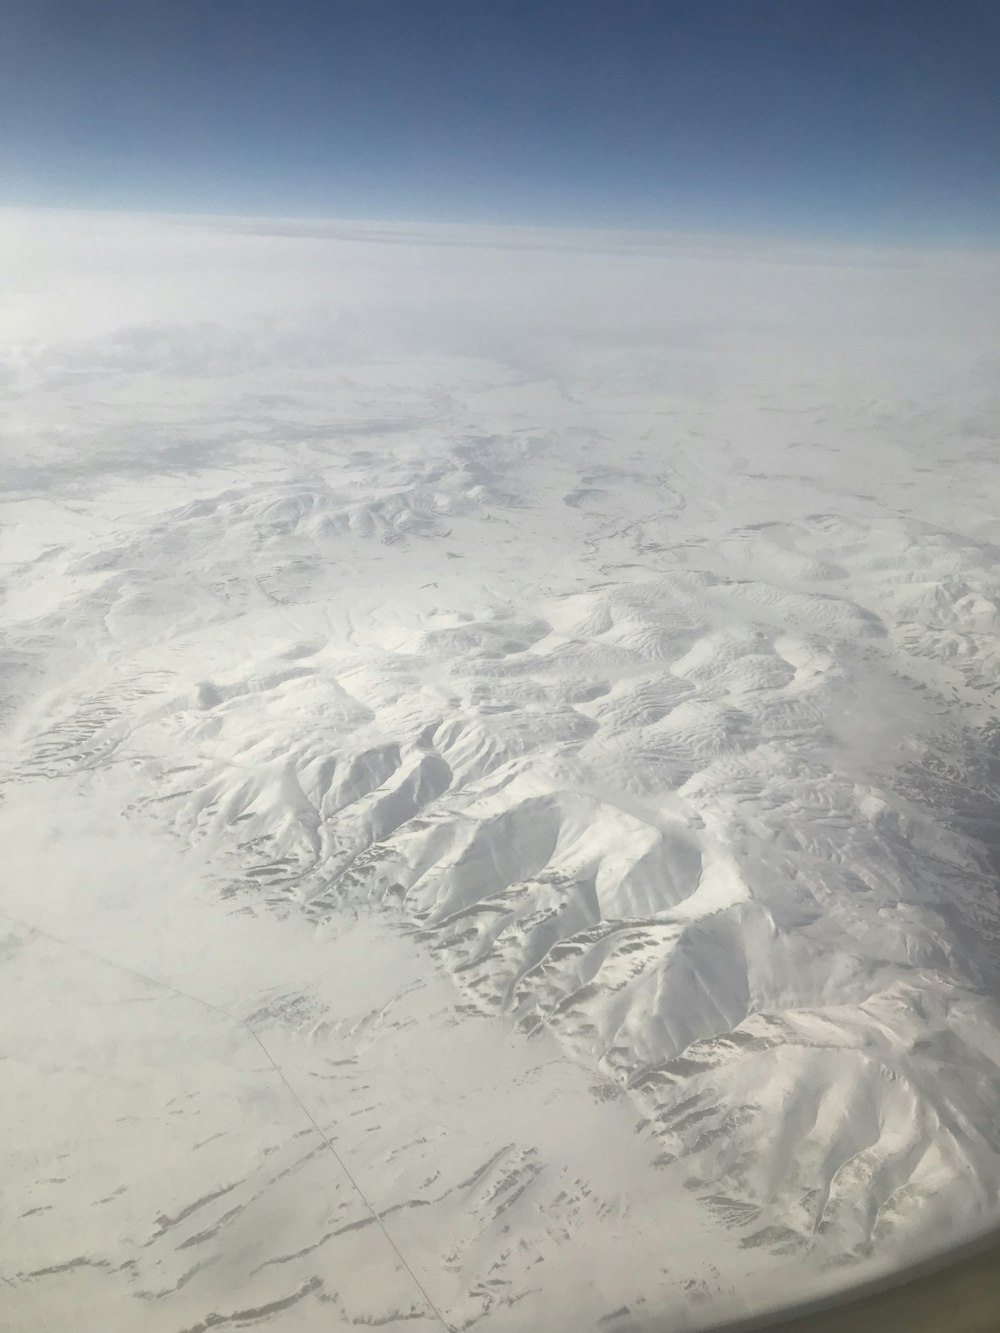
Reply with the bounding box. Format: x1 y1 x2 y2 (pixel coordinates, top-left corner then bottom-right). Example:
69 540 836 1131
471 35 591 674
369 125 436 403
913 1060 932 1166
3 209 1000 1331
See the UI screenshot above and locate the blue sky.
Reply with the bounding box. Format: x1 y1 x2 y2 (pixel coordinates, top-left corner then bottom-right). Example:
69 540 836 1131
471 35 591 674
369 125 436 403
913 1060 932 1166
3 0 999 242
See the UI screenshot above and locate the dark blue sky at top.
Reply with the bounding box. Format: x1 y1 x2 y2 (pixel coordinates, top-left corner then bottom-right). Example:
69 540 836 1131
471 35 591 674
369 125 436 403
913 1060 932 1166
3 0 999 241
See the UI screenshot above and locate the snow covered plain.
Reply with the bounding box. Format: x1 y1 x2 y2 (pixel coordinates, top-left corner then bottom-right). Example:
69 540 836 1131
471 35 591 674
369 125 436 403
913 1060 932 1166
3 210 1000 1332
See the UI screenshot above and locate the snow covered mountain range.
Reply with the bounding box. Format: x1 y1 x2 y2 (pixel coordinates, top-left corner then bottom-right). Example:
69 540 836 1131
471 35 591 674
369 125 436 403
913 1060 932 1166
4 211 1000 1332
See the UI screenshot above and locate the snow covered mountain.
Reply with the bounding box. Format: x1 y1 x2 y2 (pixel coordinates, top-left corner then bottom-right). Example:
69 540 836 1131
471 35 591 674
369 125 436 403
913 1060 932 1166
3 210 1000 1331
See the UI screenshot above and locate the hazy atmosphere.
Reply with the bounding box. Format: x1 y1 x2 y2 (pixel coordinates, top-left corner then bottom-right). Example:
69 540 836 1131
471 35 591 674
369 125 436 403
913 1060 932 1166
4 6 1000 1333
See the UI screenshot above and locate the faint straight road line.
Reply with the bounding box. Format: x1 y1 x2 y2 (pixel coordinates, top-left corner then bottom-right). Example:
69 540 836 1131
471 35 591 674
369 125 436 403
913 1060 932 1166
0 908 454 1333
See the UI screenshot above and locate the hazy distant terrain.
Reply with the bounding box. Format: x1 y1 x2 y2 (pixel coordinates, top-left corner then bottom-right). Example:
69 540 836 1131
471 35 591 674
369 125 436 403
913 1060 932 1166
4 211 1000 1332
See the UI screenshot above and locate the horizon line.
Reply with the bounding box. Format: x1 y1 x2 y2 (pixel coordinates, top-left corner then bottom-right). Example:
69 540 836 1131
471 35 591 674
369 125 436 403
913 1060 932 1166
5 201 1000 260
